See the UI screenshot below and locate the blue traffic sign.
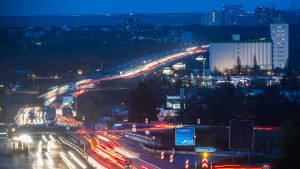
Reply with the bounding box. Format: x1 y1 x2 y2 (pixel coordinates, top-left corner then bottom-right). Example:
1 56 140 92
175 127 195 146
195 147 217 153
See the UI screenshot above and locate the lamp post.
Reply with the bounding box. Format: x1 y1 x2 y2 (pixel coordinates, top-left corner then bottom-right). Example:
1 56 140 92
32 74 36 91
152 136 156 151
196 56 206 86
267 71 271 86
78 70 83 77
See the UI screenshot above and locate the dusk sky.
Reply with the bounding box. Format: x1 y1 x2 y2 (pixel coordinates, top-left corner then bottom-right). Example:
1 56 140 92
1 0 299 16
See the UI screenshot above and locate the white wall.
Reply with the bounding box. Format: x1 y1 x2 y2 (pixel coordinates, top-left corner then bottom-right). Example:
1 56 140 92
209 41 272 71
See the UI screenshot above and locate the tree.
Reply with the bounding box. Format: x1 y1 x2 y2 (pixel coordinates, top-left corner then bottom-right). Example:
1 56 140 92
235 56 242 75
212 66 221 76
274 112 300 169
128 81 158 123
252 54 260 76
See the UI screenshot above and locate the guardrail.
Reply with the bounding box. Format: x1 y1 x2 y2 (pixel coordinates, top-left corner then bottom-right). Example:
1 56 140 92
58 135 88 160
58 134 108 169
124 132 161 147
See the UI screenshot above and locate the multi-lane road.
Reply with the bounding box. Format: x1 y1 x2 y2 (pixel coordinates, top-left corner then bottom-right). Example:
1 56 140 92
7 46 214 169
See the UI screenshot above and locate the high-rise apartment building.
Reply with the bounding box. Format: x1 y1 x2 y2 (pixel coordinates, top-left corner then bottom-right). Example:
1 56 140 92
201 11 222 26
270 22 289 69
256 7 289 25
222 5 244 25
124 17 138 31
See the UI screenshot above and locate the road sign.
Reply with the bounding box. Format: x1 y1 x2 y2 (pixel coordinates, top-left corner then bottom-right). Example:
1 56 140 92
132 125 136 132
175 127 195 146
195 147 217 153
202 158 208 168
262 164 271 169
125 158 132 165
145 118 148 124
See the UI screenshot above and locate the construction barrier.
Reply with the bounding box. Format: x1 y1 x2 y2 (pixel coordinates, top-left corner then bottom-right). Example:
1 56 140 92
185 159 189 169
202 158 208 168
170 153 174 163
161 151 164 160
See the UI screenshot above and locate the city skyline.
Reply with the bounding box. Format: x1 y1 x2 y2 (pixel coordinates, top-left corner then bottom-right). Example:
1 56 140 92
1 0 300 16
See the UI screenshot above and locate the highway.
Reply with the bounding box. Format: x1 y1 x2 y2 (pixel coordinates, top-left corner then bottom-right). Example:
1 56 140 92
68 129 228 169
38 47 204 108
30 46 204 127
15 107 45 126
10 46 212 168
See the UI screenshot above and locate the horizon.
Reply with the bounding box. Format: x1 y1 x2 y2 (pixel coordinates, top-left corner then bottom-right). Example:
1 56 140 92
1 0 299 16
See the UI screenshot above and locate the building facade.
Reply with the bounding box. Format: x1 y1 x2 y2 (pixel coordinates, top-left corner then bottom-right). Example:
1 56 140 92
124 17 138 31
270 22 289 69
222 5 244 25
201 11 223 26
209 40 273 71
182 31 192 45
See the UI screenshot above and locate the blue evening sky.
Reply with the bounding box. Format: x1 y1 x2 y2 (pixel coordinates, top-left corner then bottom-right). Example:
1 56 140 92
1 0 299 16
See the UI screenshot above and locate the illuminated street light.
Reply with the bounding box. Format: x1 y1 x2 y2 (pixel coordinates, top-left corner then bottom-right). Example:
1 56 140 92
196 56 206 86
196 56 206 76
78 70 83 76
32 74 36 91
203 152 208 158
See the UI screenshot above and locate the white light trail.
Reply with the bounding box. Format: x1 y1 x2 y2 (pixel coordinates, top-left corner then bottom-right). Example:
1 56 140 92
68 151 87 169
36 152 44 166
45 152 54 165
49 135 56 142
42 135 48 142
60 152 76 169
38 141 42 153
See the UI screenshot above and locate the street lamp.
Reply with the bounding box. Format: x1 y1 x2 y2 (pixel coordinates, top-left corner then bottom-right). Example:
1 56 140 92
152 136 156 151
196 56 206 76
32 74 36 91
78 70 83 76
196 56 206 86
